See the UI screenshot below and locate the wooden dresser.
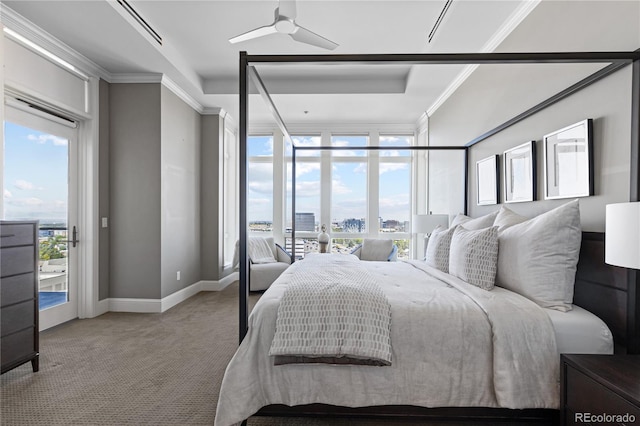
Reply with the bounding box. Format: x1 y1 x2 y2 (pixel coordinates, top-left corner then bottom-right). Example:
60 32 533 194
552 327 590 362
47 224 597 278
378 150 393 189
561 354 640 425
1 220 39 374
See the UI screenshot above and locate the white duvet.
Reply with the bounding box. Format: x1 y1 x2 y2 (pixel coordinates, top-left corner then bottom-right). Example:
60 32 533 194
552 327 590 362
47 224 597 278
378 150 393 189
215 259 559 426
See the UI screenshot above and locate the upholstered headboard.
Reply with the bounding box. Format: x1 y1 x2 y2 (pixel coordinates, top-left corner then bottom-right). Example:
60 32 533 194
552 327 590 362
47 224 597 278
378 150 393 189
574 232 639 354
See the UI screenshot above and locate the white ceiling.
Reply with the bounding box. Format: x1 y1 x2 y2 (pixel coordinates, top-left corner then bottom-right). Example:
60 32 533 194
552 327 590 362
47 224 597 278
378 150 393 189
3 0 532 125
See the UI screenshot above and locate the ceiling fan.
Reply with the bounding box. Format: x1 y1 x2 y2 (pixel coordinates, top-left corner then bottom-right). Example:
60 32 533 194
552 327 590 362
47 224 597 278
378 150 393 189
228 0 338 50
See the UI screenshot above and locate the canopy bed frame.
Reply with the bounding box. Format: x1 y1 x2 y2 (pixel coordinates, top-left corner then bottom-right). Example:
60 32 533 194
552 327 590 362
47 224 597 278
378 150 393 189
235 50 640 424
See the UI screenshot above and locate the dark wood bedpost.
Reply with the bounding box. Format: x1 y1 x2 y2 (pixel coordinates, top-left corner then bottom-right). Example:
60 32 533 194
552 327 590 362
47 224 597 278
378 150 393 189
239 51 250 344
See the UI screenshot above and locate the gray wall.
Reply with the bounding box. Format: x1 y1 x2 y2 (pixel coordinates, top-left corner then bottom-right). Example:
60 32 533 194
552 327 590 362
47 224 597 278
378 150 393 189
109 83 162 299
160 86 202 298
99 79 110 300
200 115 222 281
428 0 639 232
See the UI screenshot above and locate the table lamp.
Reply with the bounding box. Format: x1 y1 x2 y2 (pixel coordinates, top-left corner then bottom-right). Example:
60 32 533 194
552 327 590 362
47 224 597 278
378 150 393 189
412 214 449 259
605 202 640 269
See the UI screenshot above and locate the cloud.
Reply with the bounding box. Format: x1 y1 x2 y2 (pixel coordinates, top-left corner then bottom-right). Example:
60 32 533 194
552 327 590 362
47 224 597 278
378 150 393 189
6 197 45 207
379 163 408 174
330 139 364 157
331 179 351 195
249 181 273 194
287 136 321 157
14 179 41 191
287 162 320 178
4 189 12 198
248 163 273 183
352 163 368 174
28 134 68 146
286 180 321 197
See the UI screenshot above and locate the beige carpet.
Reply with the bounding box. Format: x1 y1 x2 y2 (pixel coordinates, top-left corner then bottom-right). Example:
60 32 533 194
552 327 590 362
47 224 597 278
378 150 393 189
2 283 543 426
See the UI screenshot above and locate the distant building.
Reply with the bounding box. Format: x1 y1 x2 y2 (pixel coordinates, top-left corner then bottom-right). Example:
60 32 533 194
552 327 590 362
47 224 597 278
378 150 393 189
342 218 365 233
383 219 401 230
295 213 316 232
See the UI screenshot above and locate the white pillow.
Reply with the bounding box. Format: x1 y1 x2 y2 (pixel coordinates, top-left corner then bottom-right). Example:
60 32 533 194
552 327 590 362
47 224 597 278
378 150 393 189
496 200 581 311
449 226 499 291
450 210 499 230
361 239 393 261
494 206 528 231
425 225 457 273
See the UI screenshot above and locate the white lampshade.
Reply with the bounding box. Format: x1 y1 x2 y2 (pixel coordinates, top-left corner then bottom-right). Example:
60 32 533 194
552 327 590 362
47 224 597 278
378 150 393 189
412 214 449 234
605 202 640 269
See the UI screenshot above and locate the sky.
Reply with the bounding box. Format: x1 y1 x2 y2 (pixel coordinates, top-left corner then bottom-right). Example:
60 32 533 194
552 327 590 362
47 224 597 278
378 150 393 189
3 121 68 223
248 134 412 227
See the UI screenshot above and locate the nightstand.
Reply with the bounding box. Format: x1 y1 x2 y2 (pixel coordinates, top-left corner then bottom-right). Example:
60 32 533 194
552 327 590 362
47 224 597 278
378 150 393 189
561 354 640 425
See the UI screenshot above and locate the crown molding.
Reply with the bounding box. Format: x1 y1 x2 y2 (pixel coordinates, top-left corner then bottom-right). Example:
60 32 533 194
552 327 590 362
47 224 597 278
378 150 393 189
202 106 226 116
109 73 163 84
161 75 203 113
426 0 541 117
1 5 112 82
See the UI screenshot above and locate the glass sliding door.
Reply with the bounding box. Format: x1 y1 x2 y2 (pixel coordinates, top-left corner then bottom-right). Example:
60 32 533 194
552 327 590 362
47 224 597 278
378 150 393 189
3 105 78 330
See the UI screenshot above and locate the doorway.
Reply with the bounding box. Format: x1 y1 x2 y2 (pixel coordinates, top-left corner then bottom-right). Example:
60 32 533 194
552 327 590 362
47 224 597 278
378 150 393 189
3 105 79 330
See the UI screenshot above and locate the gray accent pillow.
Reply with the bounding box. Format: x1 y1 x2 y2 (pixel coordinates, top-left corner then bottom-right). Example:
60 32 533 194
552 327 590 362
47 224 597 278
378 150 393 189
496 199 581 311
424 225 457 273
494 206 528 231
450 210 499 230
449 226 499 291
361 239 393 261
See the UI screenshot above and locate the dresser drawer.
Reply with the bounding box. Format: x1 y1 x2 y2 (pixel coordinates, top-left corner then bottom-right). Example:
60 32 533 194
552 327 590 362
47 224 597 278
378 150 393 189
1 328 36 370
1 273 36 306
1 246 36 277
566 366 640 420
0 223 36 248
0 300 35 337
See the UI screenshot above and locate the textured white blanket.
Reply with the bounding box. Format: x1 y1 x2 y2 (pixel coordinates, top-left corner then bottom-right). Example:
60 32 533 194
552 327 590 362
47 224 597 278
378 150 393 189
248 237 276 264
215 258 559 426
269 254 392 366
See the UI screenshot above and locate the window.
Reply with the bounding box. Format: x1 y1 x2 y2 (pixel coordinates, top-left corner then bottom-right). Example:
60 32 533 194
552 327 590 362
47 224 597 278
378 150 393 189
248 135 273 234
331 135 368 234
379 135 412 235
249 129 416 260
286 135 321 233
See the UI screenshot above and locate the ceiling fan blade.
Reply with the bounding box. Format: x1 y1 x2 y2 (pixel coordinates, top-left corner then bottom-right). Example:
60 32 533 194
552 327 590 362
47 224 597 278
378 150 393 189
290 25 338 50
229 24 277 44
278 0 297 19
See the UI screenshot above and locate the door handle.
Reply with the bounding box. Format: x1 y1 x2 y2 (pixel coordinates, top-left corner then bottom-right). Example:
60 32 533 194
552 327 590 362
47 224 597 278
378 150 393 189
67 226 79 248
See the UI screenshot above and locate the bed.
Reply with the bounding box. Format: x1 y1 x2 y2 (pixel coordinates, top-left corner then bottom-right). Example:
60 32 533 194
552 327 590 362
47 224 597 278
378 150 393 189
215 200 621 426
223 50 640 425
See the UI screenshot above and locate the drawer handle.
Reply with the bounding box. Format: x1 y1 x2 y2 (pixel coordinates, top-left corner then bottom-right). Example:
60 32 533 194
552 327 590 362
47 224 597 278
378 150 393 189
0 234 16 238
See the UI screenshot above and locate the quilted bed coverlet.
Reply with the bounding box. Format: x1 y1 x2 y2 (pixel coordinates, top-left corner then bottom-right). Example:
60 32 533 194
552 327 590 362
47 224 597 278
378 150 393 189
269 254 392 366
215 257 559 426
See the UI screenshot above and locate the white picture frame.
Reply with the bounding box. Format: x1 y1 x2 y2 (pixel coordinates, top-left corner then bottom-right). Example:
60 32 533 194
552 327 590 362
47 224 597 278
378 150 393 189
504 141 536 203
543 119 593 200
476 155 499 206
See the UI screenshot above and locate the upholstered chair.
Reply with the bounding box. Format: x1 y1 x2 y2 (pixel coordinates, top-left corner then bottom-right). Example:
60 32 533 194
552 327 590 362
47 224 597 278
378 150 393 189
234 237 292 291
350 239 398 261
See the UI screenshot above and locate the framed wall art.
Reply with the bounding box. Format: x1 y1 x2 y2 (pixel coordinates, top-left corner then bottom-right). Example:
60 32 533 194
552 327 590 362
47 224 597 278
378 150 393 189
476 154 499 206
504 141 536 203
543 119 593 200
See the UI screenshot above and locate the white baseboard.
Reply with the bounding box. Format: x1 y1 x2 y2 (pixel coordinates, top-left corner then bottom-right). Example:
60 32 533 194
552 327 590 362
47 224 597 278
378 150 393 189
200 272 238 291
106 273 238 313
95 298 110 316
109 297 162 313
160 281 201 312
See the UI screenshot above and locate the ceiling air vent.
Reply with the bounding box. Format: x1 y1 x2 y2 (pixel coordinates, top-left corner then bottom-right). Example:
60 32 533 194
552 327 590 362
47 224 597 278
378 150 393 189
117 0 163 46
428 0 453 44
